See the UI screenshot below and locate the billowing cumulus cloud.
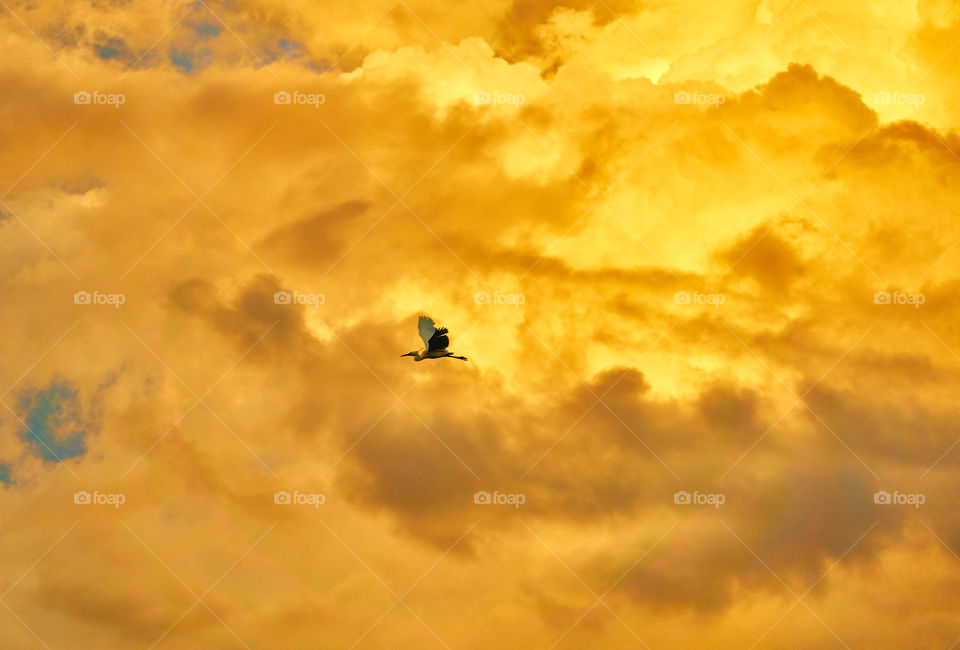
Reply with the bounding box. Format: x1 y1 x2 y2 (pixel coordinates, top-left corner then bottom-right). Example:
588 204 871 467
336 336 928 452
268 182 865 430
2 0 960 647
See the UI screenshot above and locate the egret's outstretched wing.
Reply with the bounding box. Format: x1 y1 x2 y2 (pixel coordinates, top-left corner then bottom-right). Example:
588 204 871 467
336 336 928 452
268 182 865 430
427 327 450 352
418 315 436 348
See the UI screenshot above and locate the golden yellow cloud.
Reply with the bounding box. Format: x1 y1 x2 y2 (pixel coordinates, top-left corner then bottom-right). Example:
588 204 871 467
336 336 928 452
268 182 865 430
2 0 960 647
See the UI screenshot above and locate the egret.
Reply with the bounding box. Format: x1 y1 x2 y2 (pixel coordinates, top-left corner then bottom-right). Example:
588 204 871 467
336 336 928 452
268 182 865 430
401 315 468 361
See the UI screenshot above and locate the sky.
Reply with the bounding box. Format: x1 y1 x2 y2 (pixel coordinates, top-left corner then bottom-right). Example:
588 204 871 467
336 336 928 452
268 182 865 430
1 0 960 648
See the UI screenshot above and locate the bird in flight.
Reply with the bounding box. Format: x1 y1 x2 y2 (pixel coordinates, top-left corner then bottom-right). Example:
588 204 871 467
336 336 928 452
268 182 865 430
402 315 468 361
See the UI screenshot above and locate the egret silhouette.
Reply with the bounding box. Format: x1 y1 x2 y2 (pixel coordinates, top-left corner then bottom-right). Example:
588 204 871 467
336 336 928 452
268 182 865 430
401 315 468 361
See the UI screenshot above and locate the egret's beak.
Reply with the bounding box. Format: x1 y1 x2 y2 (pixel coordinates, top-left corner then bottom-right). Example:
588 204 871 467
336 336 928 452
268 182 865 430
401 352 414 357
